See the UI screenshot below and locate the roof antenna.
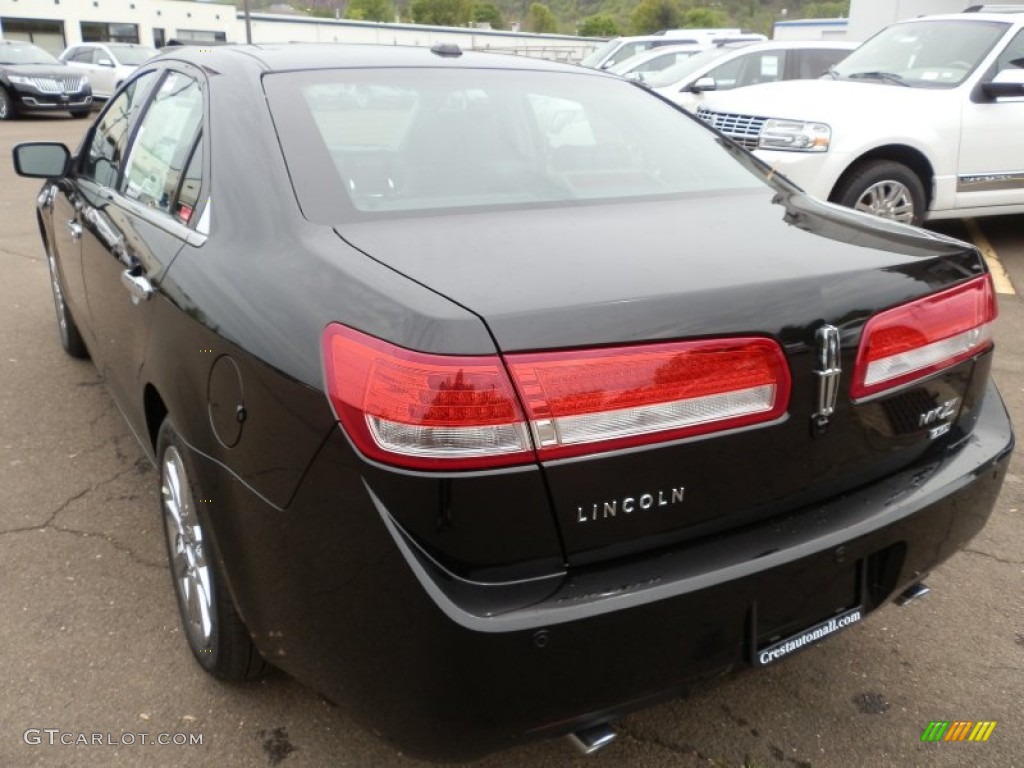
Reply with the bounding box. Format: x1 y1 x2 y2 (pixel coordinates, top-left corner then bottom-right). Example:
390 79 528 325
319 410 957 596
430 43 462 58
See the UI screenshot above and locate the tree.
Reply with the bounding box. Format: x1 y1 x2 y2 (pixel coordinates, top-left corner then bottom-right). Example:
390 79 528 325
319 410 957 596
472 1 505 28
801 2 850 18
410 0 473 26
578 13 621 37
630 0 680 35
344 0 395 21
679 7 729 28
525 2 559 33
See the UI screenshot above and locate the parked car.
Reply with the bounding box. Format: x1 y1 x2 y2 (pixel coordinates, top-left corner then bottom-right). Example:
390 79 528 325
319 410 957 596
649 40 858 111
59 42 157 99
12 42 1012 760
696 10 1024 224
0 40 92 119
606 43 712 80
580 30 766 70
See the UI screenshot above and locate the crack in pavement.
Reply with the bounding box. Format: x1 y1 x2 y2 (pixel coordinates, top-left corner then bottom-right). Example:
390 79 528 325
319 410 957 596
0 461 163 570
0 243 44 264
963 547 1024 566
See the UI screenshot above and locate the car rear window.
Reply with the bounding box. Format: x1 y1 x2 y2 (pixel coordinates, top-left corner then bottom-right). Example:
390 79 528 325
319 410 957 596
264 67 765 222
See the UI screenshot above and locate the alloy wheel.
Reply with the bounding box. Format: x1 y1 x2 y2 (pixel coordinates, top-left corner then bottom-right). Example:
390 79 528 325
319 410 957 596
853 180 916 223
161 446 216 651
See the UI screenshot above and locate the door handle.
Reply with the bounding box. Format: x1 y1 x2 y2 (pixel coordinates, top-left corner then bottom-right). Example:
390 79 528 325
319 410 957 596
65 219 82 240
120 269 154 304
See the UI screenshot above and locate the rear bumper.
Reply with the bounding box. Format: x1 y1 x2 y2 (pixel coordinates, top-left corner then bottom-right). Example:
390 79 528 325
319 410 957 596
194 380 1012 759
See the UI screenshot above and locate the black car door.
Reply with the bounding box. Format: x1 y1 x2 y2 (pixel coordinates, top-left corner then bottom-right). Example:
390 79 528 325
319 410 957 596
56 71 158 349
78 66 206 440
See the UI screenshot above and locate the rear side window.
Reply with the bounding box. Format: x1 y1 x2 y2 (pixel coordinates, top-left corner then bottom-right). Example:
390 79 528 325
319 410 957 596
79 70 158 187
120 71 204 217
175 137 204 225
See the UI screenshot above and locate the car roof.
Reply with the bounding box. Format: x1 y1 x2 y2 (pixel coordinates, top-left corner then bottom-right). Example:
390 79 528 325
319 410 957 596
905 11 1024 23
731 40 858 50
620 42 711 60
153 42 593 76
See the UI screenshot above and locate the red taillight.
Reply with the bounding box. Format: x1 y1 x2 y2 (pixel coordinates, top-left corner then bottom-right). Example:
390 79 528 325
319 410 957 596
851 275 997 400
322 324 791 469
322 324 532 470
506 338 790 460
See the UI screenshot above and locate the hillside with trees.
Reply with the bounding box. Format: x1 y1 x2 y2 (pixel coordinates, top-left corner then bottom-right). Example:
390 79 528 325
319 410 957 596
233 0 849 36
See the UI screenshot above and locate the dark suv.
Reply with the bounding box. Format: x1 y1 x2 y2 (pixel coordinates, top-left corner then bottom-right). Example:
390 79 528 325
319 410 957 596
0 40 92 119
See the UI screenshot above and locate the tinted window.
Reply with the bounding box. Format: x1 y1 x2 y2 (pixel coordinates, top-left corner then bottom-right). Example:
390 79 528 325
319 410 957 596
739 51 785 86
174 137 204 225
634 50 697 73
608 42 653 67
996 29 1024 72
121 72 203 216
797 48 851 79
707 55 746 88
79 71 158 188
266 68 765 222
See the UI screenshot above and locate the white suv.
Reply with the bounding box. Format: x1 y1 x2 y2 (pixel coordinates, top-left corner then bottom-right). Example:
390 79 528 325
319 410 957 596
696 11 1024 224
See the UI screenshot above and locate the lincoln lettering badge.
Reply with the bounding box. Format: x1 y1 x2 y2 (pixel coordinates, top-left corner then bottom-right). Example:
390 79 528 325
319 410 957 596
577 486 685 524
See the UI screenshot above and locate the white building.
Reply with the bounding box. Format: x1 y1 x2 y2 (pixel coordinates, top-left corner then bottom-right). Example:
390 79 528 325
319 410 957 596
846 0 967 41
774 1 979 43
0 0 598 62
773 18 850 41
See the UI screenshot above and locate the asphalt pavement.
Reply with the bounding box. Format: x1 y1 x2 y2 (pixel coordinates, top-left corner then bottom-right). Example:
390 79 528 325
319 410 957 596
1 115 1021 768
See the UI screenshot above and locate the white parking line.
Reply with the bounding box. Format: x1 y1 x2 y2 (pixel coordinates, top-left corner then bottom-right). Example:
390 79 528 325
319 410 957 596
965 218 1016 296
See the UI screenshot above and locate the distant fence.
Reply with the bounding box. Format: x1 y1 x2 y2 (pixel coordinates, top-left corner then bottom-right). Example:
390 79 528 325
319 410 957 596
244 13 601 64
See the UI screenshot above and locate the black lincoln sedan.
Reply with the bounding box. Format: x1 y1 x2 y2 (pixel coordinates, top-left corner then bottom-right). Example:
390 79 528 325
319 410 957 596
0 40 93 119
12 43 1013 759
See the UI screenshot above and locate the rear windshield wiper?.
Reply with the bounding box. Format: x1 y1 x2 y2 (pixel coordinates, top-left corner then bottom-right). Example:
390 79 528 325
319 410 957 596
845 71 909 87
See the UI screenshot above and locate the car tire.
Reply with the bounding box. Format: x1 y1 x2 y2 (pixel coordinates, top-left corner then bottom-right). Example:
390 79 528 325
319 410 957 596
70 109 91 119
832 160 926 226
0 86 14 120
157 420 267 681
46 247 89 359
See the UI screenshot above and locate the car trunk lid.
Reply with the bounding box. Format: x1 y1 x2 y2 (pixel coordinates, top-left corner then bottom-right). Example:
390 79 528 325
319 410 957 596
336 190 992 564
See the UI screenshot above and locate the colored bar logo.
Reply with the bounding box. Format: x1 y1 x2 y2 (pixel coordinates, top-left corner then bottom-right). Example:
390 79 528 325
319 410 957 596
921 721 996 742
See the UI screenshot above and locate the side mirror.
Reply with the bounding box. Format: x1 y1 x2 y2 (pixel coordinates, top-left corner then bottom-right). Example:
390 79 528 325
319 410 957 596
688 76 717 93
98 58 115 67
12 143 71 178
982 68 1024 99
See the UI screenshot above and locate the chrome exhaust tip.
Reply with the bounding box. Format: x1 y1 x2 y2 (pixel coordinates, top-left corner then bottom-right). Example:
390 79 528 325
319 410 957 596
566 723 617 755
896 582 930 606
